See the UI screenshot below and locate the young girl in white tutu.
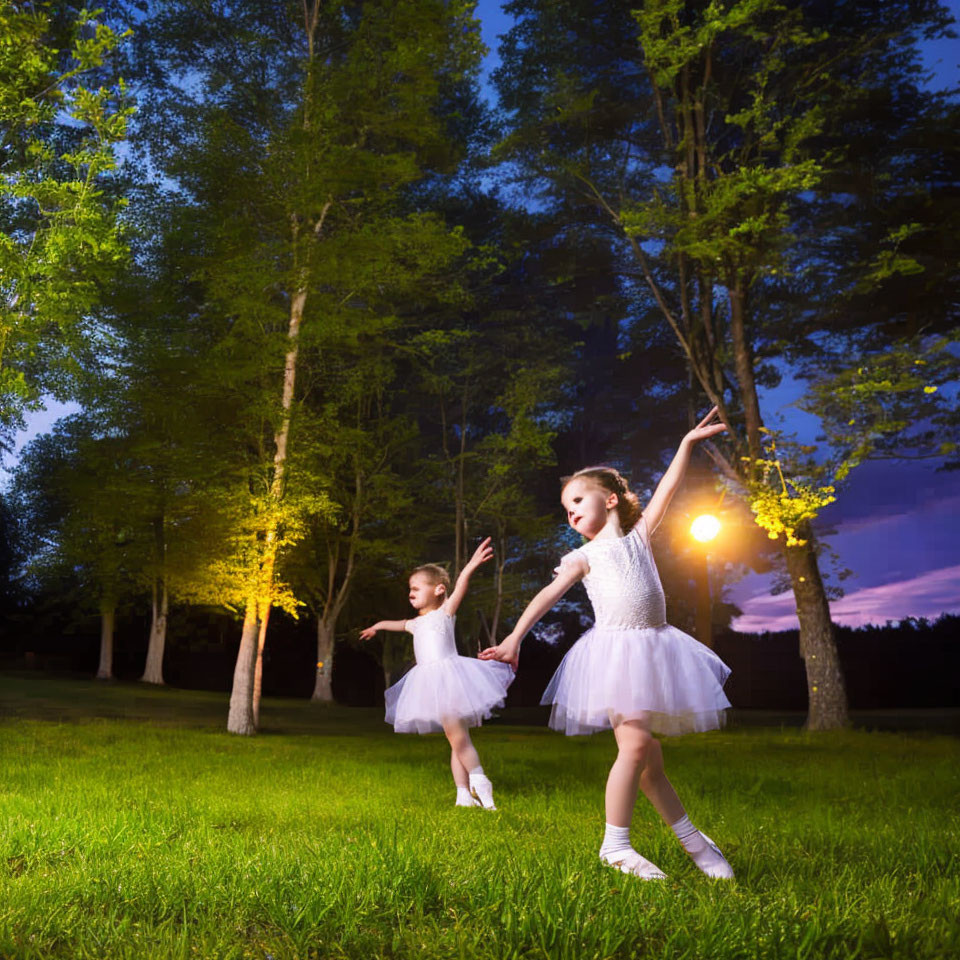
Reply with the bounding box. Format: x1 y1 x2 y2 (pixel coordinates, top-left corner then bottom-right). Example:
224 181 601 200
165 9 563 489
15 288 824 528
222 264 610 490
481 407 734 879
360 538 514 810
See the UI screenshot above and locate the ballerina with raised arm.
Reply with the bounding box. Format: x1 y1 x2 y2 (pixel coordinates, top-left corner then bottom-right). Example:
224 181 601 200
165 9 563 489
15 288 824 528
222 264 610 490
361 538 513 810
481 407 734 879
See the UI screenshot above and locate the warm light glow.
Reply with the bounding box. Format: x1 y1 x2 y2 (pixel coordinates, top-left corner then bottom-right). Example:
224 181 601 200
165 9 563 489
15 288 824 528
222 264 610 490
691 514 721 543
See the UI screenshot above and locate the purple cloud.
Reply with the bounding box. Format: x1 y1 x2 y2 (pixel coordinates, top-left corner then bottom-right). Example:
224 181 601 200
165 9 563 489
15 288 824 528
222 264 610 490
733 564 960 633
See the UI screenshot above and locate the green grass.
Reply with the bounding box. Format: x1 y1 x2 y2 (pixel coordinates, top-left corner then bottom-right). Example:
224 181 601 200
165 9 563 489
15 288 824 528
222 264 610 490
1 674 958 960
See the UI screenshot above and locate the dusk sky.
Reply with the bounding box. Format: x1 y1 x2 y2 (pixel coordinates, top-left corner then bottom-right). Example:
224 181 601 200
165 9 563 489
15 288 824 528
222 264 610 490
5 2 958 633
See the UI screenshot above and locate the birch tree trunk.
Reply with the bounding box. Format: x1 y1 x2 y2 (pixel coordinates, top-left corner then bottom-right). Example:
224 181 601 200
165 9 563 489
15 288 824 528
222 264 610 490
96 598 115 680
252 606 272 727
784 531 849 730
140 577 168 684
227 279 308 734
311 616 335 701
228 600 260 735
224 9 330 733
487 530 507 647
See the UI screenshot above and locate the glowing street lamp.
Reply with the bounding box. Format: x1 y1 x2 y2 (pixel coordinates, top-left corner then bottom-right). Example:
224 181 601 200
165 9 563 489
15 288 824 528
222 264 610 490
690 513 721 543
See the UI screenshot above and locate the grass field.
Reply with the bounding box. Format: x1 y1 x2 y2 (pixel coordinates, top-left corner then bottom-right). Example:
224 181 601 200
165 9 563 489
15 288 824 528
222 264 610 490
1 673 958 960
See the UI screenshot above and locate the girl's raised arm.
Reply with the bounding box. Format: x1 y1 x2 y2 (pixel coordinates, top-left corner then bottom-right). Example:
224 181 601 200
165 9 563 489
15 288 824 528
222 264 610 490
445 537 494 616
479 555 587 669
359 619 408 641
641 407 727 535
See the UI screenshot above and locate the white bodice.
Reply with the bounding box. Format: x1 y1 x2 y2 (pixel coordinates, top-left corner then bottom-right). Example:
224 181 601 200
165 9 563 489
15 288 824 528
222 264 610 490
406 605 458 664
561 517 667 630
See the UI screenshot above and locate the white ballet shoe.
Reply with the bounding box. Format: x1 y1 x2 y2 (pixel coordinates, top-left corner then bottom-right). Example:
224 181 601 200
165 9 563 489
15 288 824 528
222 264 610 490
469 775 497 810
688 832 735 880
470 786 496 810
600 849 667 880
455 794 481 807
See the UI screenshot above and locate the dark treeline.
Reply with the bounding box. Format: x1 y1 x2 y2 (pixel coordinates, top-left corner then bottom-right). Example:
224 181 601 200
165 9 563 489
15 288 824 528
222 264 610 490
1 1 957 733
3 603 957 713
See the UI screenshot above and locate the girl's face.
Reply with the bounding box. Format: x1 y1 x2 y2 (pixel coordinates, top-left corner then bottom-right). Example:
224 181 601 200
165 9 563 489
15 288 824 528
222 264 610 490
561 477 618 539
408 572 444 611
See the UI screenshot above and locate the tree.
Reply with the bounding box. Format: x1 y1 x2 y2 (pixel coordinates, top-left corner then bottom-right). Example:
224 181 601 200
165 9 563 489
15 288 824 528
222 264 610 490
131 0 482 733
494 0 955 729
9 415 140 679
283 356 417 703
0 2 131 439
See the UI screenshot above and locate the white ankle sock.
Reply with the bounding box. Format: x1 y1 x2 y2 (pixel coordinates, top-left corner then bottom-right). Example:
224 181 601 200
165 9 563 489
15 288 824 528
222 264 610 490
671 814 734 879
468 768 496 809
599 823 633 860
671 814 706 852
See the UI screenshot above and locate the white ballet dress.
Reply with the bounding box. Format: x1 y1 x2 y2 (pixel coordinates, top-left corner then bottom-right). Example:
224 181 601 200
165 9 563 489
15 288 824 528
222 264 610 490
384 603 515 734
541 517 731 736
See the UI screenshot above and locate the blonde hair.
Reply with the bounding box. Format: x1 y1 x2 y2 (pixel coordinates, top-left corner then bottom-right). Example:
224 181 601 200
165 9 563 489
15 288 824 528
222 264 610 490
561 466 642 531
410 563 451 596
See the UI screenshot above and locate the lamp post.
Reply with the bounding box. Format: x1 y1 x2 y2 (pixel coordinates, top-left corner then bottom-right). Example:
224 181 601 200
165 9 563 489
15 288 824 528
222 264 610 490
690 514 720 648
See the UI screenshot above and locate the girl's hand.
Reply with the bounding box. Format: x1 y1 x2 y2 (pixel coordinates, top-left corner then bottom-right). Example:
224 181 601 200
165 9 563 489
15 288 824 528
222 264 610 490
478 636 519 671
684 406 728 445
358 625 378 641
465 536 494 571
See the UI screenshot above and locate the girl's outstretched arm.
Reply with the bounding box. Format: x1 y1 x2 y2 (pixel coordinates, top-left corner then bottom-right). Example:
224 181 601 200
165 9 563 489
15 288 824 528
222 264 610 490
641 406 728 534
445 536 494 616
478 556 587 669
359 620 408 641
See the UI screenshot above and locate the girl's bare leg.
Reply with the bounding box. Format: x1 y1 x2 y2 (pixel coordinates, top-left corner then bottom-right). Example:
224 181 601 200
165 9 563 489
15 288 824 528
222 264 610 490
450 747 469 788
637 735 685 825
608 720 733 879
443 717 496 809
442 718 482 773
598 719 669 878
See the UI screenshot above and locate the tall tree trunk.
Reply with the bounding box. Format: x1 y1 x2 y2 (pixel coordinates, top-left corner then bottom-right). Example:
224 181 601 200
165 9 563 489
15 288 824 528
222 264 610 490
312 616 335 701
694 550 713 649
226 274 310 733
228 600 260 735
454 385 469 577
140 577 168 684
96 597 115 680
728 278 763 461
477 609 492 651
487 530 507 646
252 606 272 727
784 532 849 730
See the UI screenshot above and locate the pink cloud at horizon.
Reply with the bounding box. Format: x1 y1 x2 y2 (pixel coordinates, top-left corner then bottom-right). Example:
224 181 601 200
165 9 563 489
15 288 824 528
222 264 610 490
732 564 960 633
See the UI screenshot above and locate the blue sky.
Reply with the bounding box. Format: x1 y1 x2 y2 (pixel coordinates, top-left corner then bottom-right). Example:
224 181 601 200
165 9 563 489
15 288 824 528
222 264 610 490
6 2 958 632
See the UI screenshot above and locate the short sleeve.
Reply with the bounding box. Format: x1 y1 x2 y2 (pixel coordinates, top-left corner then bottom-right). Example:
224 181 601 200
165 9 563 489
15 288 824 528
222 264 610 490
403 619 413 633
555 547 589 577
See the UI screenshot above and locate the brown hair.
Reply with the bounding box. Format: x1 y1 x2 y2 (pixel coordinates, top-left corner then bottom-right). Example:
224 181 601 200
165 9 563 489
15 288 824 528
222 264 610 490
410 563 451 596
561 466 643 531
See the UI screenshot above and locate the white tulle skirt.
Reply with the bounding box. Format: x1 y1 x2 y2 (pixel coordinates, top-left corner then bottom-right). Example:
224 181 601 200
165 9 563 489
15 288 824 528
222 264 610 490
385 656 515 734
541 624 731 736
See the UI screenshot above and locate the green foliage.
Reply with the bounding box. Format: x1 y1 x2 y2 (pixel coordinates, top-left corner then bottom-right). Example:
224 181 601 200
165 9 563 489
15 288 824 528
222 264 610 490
8 414 141 607
0 3 132 429
126 0 483 641
800 332 960 470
